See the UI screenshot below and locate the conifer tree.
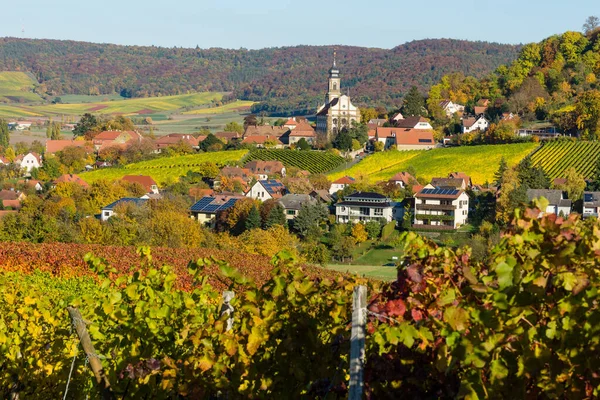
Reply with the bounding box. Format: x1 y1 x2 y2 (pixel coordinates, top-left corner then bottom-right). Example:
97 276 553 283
494 157 508 186
245 205 261 231
0 119 9 149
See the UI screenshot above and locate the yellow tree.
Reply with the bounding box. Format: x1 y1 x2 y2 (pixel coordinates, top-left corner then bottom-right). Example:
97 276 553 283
352 223 368 243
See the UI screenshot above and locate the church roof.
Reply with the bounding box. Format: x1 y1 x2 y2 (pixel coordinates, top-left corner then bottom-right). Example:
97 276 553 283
316 97 339 116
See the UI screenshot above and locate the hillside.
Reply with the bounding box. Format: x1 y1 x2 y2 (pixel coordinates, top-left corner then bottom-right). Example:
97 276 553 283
329 143 539 184
0 37 519 111
0 71 42 103
530 140 600 180
425 30 600 138
80 150 248 184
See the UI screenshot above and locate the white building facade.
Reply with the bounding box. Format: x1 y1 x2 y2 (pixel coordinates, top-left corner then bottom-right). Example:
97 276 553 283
335 192 395 223
413 188 469 230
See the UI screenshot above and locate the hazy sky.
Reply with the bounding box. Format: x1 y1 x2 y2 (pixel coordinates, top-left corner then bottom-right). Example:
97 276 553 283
3 0 598 49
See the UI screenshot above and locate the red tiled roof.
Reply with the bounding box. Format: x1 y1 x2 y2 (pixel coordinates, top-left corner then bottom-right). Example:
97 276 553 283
289 122 316 137
244 125 289 137
45 140 91 154
54 174 89 188
333 176 355 185
121 175 158 192
474 106 487 115
284 118 297 126
2 199 21 209
376 127 435 145
389 172 415 185
0 190 19 200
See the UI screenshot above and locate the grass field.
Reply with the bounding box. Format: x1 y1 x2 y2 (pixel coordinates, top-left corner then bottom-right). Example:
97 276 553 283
329 143 539 184
0 92 226 117
80 150 248 185
182 100 255 115
325 264 397 280
0 72 42 103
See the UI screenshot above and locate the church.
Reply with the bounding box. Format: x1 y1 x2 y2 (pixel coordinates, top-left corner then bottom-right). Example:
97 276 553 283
316 53 360 138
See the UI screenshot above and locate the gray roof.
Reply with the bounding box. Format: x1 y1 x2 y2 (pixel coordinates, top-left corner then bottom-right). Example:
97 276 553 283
584 192 600 207
278 194 316 210
430 178 464 189
526 189 570 207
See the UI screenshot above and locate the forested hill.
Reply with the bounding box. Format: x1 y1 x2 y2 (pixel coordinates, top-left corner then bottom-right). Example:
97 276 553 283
0 37 519 110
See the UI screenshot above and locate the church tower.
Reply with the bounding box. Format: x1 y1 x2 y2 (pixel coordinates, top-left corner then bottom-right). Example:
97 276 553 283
327 51 341 102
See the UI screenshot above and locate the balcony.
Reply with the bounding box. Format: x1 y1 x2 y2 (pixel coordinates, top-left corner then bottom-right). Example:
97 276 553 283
415 214 455 221
416 204 455 211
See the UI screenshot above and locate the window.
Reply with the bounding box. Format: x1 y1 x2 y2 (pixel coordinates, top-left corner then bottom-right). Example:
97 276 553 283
286 210 295 215
333 82 337 90
103 212 110 216
374 208 383 216
359 207 370 216
341 206 346 212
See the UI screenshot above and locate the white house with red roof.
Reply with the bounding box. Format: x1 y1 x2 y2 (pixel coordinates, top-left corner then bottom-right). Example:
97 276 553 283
154 134 200 153
15 152 42 172
329 176 355 195
121 175 159 194
287 122 317 145
439 100 465 117
462 116 489 133
389 172 417 188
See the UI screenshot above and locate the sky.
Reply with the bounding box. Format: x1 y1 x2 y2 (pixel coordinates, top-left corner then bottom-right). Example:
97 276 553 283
3 0 598 49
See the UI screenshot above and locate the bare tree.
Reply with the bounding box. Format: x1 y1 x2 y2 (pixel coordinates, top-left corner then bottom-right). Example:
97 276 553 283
583 15 600 35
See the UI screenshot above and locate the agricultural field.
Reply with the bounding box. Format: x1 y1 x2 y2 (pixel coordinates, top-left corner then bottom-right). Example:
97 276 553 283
328 150 422 181
330 143 539 184
245 149 345 174
182 100 255 115
80 149 248 184
0 91 225 117
0 71 42 103
530 140 600 180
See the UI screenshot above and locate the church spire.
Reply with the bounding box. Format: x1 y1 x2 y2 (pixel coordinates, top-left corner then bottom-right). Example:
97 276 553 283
333 49 336 67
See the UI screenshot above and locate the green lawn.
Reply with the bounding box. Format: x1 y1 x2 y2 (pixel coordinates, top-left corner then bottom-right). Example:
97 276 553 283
182 100 255 115
324 264 397 281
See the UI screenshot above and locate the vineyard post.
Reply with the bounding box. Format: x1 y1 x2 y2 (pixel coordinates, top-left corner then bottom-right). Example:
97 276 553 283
220 291 235 331
67 307 115 400
349 285 367 400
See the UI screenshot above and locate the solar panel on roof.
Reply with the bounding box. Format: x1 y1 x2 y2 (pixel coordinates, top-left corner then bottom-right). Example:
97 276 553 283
218 199 238 211
203 204 220 213
585 193 593 202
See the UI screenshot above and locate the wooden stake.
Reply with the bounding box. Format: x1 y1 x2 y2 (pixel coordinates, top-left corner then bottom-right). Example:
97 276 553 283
220 291 235 331
349 285 367 400
67 307 114 400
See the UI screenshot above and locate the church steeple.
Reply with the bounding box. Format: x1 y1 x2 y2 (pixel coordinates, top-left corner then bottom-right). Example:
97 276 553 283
327 49 341 102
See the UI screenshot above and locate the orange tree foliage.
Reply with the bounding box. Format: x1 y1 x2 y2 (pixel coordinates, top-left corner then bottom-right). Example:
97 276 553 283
0 242 337 292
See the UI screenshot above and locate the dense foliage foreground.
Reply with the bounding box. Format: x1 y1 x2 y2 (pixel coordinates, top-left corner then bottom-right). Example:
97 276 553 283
2 201 600 398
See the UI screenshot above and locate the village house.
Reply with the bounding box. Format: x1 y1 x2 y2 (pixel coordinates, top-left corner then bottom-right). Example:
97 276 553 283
413 187 469 230
375 127 435 150
15 152 42 172
329 176 355 195
448 172 472 189
18 179 43 192
368 118 388 126
527 189 572 216
428 177 467 190
45 139 92 155
121 175 159 194
100 198 148 221
583 192 600 218
394 116 433 130
190 195 244 227
283 118 298 130
244 125 289 138
462 115 489 133
310 189 334 204
9 121 33 131
245 160 286 180
219 166 255 182
154 134 200 153
241 135 285 148
213 131 240 143
439 100 465 117
390 112 404 123
0 189 26 209
92 130 142 151
388 172 417 188
278 194 317 220
285 122 317 145
53 174 89 189
474 106 487 116
335 192 396 223
246 180 286 201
